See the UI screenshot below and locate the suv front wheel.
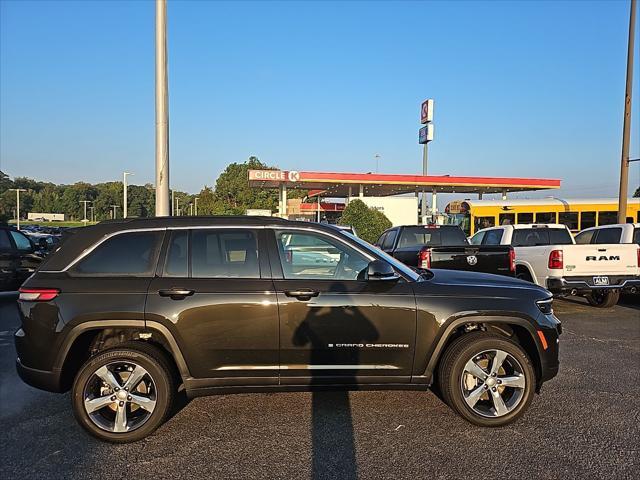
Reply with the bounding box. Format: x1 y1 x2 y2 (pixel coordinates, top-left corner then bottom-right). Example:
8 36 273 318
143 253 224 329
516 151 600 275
71 342 176 443
438 332 535 427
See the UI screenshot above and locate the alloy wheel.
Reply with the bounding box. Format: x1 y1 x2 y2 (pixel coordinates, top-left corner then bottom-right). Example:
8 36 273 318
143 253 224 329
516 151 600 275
83 361 157 433
460 349 526 418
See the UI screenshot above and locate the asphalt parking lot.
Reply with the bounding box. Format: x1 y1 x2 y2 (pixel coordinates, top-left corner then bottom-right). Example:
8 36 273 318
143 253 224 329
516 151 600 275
1 293 638 480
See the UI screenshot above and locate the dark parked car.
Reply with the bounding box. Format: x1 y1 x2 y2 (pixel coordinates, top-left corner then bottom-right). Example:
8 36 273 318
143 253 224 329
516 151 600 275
0 226 43 291
376 225 515 277
15 217 560 442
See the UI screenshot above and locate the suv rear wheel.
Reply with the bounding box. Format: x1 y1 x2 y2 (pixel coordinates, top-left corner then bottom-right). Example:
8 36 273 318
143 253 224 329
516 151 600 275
438 332 535 427
71 342 176 443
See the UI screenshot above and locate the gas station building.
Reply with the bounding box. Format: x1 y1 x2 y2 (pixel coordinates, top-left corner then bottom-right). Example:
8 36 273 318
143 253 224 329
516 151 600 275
248 169 561 225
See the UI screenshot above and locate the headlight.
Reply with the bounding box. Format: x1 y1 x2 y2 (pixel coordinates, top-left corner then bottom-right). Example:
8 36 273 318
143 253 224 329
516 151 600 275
536 297 554 315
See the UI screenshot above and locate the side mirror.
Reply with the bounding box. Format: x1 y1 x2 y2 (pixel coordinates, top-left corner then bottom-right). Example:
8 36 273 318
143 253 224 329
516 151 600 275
367 260 399 281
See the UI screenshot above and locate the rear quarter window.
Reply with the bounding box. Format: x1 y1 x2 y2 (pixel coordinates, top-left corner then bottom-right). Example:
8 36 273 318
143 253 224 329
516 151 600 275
72 231 163 276
634 228 640 245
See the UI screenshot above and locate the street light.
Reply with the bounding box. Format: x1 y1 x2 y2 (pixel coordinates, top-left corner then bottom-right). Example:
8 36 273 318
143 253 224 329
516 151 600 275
189 202 193 216
194 197 199 216
79 200 92 225
123 171 134 218
111 205 119 219
374 153 381 173
9 189 27 230
89 206 95 223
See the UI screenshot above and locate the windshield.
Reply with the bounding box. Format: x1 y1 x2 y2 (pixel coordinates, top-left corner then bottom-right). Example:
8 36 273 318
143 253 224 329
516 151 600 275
341 231 420 281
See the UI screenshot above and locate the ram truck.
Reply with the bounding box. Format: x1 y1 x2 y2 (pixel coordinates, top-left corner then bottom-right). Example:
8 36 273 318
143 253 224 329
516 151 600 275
376 225 515 277
471 223 640 307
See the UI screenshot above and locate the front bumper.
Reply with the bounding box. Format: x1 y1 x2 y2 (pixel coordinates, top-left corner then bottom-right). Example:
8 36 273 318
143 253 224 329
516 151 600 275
547 276 640 296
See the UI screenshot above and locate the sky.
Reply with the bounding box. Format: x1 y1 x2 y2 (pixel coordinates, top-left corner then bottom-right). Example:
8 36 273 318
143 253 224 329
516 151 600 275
1 0 639 204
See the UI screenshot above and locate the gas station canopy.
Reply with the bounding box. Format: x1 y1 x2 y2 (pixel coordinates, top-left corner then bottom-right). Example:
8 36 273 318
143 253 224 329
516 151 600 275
248 170 561 197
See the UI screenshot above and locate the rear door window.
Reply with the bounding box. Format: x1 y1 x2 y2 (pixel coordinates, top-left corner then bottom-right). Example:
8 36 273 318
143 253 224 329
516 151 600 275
164 231 189 277
191 230 260 278
593 228 622 244
0 230 12 250
73 231 163 275
482 229 504 245
633 228 640 245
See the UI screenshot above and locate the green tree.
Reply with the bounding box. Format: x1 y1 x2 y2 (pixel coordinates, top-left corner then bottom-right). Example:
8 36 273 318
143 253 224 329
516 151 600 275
634 186 639 198
338 199 392 243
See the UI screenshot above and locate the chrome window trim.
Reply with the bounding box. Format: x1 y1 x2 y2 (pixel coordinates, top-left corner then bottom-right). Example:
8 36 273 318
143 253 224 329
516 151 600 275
42 223 377 274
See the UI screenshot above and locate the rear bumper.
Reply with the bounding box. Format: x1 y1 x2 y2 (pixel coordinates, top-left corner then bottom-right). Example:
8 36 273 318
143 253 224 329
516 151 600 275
15 357 63 393
546 276 640 295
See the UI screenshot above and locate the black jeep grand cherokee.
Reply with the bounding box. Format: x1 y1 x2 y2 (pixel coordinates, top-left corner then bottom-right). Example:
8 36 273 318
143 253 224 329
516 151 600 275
15 216 560 442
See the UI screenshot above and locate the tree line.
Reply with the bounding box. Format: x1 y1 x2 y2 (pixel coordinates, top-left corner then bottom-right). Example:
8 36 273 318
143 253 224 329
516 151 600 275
0 157 306 223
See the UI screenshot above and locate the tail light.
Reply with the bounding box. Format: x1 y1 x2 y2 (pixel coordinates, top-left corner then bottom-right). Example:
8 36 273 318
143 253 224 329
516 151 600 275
18 288 60 302
548 250 563 269
509 248 516 273
637 247 640 267
418 247 431 269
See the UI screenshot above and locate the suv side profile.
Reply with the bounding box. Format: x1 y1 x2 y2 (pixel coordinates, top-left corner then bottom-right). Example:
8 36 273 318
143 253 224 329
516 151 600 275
16 217 561 442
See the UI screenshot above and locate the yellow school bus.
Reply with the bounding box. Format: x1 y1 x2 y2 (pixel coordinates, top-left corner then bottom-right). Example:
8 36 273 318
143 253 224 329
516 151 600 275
444 198 640 236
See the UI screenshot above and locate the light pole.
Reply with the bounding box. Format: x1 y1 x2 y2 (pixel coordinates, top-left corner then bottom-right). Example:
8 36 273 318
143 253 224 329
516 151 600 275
111 205 119 219
79 200 92 225
89 206 95 223
9 188 27 230
123 171 134 218
617 0 636 223
374 153 381 173
194 197 199 216
175 196 180 216
155 0 170 216
189 202 193 216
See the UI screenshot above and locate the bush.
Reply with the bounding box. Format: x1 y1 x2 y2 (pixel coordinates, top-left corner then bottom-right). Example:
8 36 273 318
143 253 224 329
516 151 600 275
339 199 392 244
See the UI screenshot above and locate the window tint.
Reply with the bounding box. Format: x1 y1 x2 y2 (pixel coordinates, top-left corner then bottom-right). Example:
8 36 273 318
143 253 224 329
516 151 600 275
0 230 12 250
191 230 259 278
499 213 515 226
536 212 556 224
398 226 467 248
581 212 596 229
593 228 622 244
482 229 504 245
574 230 595 245
10 231 33 252
598 211 618 226
382 230 397 250
512 229 549 247
633 228 640 245
164 231 188 277
74 231 161 275
517 213 533 224
548 228 573 245
276 231 368 280
375 232 387 247
469 231 485 245
559 212 579 231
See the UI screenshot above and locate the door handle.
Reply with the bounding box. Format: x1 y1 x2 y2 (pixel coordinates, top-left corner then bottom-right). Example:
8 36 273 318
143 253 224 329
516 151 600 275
284 289 319 300
158 288 195 299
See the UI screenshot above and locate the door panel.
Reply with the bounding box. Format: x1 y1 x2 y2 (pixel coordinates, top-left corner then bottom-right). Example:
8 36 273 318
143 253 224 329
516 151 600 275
144 228 279 382
270 228 417 384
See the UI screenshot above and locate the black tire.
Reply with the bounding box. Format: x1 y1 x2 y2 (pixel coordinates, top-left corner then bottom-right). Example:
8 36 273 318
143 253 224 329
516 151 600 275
72 341 176 443
515 267 533 283
585 290 619 308
437 332 536 427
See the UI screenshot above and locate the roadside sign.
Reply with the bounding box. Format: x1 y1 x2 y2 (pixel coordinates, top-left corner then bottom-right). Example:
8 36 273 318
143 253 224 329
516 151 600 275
419 124 434 144
421 99 434 124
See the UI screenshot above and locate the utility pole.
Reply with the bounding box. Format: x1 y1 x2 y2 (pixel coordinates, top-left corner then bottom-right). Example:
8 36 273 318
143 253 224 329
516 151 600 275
89 206 95 223
155 0 170 216
123 171 134 218
374 153 381 173
189 202 193 216
171 189 175 216
194 197 199 216
9 189 27 230
111 205 119 219
175 196 180 216
618 0 636 223
79 200 91 225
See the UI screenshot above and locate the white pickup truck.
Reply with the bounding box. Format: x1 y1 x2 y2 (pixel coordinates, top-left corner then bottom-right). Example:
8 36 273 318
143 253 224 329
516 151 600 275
574 223 640 246
470 224 640 307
